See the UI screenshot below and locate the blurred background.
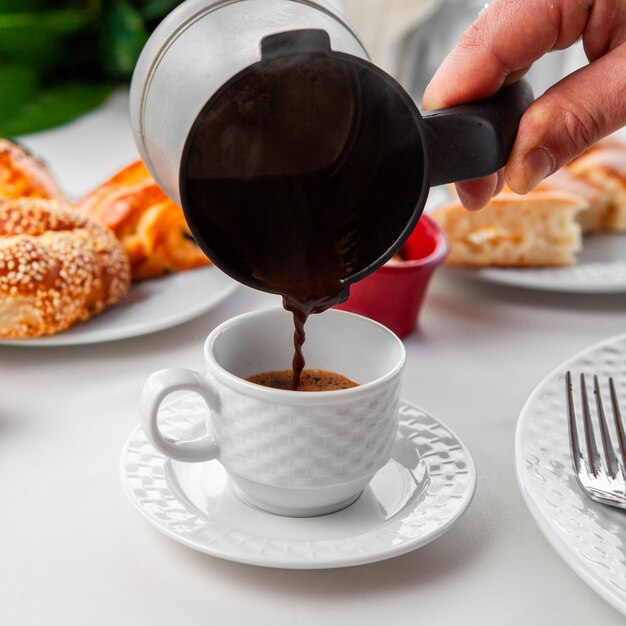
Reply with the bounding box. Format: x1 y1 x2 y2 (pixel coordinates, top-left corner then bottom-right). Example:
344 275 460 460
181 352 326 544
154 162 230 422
0 0 180 137
345 0 587 103
0 0 587 137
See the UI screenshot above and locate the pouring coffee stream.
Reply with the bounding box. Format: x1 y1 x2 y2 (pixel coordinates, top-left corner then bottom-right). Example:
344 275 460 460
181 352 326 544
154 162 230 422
130 13 532 389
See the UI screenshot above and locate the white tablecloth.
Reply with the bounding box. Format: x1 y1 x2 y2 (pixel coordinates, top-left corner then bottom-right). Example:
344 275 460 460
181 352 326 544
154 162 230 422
2 92 626 626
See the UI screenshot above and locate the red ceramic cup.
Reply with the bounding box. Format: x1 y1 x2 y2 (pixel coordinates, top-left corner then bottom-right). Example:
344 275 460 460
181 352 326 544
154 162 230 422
335 215 448 338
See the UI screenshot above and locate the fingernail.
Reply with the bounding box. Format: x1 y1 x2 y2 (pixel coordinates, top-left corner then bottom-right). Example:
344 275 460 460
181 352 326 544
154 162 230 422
422 81 445 111
422 91 439 111
523 147 553 191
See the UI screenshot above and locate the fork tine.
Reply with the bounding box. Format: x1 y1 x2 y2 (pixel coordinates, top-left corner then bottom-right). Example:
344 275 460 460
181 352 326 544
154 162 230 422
566 372 583 474
609 378 626 472
593 375 619 476
581 373 602 475
567 374 626 509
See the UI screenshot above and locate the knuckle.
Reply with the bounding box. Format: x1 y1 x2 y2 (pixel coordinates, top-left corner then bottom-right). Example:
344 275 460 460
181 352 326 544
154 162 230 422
560 104 602 155
458 20 489 53
519 97 602 165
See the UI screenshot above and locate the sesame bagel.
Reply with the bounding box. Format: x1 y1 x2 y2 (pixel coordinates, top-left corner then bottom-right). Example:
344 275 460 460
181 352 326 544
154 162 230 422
0 199 131 338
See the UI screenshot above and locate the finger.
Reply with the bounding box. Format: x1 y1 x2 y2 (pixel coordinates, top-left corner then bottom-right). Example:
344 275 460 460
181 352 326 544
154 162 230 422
505 43 626 193
456 173 500 211
583 1 626 61
423 0 591 110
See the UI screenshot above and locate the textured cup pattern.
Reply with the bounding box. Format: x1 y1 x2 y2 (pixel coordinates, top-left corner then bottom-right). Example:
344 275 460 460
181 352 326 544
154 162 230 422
210 378 402 488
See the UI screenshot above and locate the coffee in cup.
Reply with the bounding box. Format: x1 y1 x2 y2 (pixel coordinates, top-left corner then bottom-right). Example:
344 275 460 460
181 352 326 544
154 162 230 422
247 368 358 391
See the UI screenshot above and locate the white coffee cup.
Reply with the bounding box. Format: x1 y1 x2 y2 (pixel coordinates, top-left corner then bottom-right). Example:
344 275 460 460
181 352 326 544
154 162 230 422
140 308 405 517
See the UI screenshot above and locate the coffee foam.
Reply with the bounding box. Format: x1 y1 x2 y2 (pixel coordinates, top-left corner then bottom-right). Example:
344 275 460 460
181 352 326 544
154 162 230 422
247 369 358 392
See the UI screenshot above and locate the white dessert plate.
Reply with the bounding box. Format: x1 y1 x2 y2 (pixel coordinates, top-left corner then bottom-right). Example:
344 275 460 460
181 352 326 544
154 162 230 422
515 333 626 615
0 266 237 347
449 233 626 293
121 394 476 569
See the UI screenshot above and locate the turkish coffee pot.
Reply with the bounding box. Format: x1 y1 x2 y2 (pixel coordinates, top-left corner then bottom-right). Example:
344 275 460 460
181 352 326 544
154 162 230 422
130 0 532 307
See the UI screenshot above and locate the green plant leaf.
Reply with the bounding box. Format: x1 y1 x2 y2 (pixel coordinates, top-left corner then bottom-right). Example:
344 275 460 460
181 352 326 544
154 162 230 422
0 8 94 34
138 0 181 21
0 1 47 12
0 30 67 70
0 0 164 128
0 7 99 69
0 64 40 122
101 0 148 79
0 82 113 137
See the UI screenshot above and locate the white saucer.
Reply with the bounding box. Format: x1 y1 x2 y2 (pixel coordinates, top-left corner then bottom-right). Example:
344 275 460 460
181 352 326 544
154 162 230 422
120 393 476 569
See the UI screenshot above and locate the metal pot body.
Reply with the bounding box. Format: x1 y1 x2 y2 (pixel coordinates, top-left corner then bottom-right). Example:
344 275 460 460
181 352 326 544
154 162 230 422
129 0 367 204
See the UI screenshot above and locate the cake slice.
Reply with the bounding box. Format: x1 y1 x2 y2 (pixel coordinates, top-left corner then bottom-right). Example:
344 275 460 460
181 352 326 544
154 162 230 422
535 168 609 233
568 144 626 232
430 191 587 267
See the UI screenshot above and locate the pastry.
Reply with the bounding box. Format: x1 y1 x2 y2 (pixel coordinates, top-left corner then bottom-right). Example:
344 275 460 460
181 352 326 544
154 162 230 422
568 142 626 231
78 161 211 280
430 191 586 266
0 199 131 338
0 139 67 202
535 167 609 233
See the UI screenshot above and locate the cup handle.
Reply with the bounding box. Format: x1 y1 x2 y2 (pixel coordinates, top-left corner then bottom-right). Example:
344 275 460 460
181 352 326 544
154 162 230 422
140 368 220 462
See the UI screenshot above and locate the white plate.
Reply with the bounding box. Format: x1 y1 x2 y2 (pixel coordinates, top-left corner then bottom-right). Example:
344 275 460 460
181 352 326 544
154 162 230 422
515 333 626 615
121 394 476 569
0 267 237 347
450 233 626 293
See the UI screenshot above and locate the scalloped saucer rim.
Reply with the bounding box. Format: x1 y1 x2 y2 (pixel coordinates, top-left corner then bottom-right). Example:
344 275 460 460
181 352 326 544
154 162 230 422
121 396 476 569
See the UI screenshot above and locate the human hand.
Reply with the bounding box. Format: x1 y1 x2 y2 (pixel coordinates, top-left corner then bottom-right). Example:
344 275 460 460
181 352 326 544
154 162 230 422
423 0 626 210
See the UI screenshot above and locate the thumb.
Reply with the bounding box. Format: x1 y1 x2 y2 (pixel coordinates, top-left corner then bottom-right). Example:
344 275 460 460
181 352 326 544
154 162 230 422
506 43 626 193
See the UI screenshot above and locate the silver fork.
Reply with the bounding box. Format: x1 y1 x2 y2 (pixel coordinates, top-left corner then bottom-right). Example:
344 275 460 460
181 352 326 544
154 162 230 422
566 371 626 509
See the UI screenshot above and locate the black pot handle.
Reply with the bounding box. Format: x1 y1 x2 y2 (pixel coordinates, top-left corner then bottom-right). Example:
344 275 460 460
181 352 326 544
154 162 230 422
423 80 534 186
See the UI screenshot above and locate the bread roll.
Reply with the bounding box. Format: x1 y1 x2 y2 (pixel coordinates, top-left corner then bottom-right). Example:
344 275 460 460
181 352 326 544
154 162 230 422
0 199 131 338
